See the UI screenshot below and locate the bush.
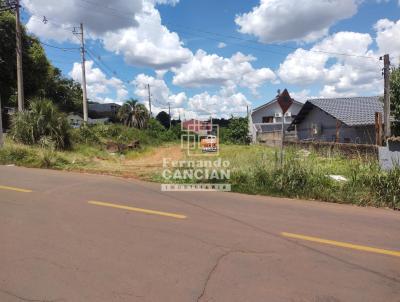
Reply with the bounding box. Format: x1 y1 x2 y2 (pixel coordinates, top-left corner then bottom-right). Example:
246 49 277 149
10 98 71 150
223 117 250 144
69 123 179 150
71 125 101 145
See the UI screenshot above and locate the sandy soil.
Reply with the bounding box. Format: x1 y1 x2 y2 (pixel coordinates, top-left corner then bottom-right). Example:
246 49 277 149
78 144 184 180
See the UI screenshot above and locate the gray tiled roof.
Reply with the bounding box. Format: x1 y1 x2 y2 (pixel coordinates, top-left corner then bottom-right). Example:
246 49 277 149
308 96 383 126
89 102 121 112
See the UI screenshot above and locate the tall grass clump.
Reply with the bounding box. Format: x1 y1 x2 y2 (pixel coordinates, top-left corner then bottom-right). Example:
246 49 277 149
10 98 71 150
0 139 70 169
366 167 400 209
215 145 399 208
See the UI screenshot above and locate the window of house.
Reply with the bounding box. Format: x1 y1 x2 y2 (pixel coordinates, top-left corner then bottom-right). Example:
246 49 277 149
262 116 274 123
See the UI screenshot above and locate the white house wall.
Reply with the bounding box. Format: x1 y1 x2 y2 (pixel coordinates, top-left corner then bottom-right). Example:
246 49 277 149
252 102 302 124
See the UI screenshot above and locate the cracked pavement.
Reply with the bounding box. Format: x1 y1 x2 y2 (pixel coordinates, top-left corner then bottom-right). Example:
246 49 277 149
0 166 399 301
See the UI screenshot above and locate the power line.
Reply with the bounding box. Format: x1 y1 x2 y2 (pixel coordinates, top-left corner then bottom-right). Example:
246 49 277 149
85 47 131 84
176 29 289 58
29 14 75 31
42 0 379 61
21 2 381 62
80 0 135 18
38 41 79 51
69 31 123 82
165 22 379 60
85 50 115 79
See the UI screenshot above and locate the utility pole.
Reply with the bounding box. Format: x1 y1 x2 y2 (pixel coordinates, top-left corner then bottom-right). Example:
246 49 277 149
74 23 88 122
0 2 23 111
168 102 171 129
147 84 152 118
382 54 391 138
246 105 249 117
0 95 3 148
15 0 24 111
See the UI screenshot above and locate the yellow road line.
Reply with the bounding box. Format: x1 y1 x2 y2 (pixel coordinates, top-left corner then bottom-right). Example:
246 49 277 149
0 185 32 193
281 232 400 258
88 200 187 219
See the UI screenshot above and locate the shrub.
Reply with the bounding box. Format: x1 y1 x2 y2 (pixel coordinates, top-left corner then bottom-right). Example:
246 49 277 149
10 98 71 149
147 118 165 132
223 117 250 144
71 125 101 145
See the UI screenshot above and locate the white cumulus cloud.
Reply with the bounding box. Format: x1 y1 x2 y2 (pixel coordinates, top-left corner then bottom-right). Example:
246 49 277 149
172 50 276 94
217 42 227 48
278 31 382 97
69 60 128 104
188 90 250 119
23 0 142 37
23 0 192 69
375 19 400 65
133 73 187 110
235 0 358 43
102 1 192 69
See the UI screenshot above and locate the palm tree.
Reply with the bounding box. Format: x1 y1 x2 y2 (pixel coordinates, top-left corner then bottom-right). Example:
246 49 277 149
118 99 149 129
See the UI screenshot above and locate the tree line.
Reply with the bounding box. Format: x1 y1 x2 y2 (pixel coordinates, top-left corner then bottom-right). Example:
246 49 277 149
0 10 83 112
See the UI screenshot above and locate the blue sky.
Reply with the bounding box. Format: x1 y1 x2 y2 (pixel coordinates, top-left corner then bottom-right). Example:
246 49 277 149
21 0 400 118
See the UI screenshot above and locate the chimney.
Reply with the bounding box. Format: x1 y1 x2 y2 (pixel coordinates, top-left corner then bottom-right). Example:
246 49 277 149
277 89 281 96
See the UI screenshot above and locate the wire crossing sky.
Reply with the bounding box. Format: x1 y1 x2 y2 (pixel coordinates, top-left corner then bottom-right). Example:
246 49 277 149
19 0 400 119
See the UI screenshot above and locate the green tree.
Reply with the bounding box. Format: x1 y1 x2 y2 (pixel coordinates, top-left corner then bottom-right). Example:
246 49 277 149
117 99 149 129
0 11 49 106
45 67 83 113
156 110 170 128
391 66 400 136
0 10 82 111
225 117 250 144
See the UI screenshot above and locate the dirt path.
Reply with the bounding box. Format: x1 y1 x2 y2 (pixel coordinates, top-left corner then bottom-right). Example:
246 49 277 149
80 144 184 180
121 144 184 178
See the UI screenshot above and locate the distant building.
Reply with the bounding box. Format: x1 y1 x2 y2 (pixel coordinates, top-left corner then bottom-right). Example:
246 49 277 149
288 96 383 145
250 89 303 145
88 102 120 120
67 113 109 128
182 119 212 134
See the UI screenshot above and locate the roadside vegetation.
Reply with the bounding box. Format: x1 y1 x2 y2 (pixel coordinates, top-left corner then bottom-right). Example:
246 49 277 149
219 145 399 209
156 144 399 209
1 100 399 209
0 99 181 175
1 8 399 209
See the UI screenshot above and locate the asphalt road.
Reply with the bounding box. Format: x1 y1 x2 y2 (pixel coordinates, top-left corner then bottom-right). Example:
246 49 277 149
0 165 399 302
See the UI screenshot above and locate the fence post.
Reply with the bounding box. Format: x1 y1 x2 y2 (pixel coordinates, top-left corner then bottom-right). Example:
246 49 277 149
335 120 341 143
375 112 383 146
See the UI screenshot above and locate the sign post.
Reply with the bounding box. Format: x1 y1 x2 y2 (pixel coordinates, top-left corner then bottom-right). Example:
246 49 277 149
277 89 293 167
0 95 3 148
